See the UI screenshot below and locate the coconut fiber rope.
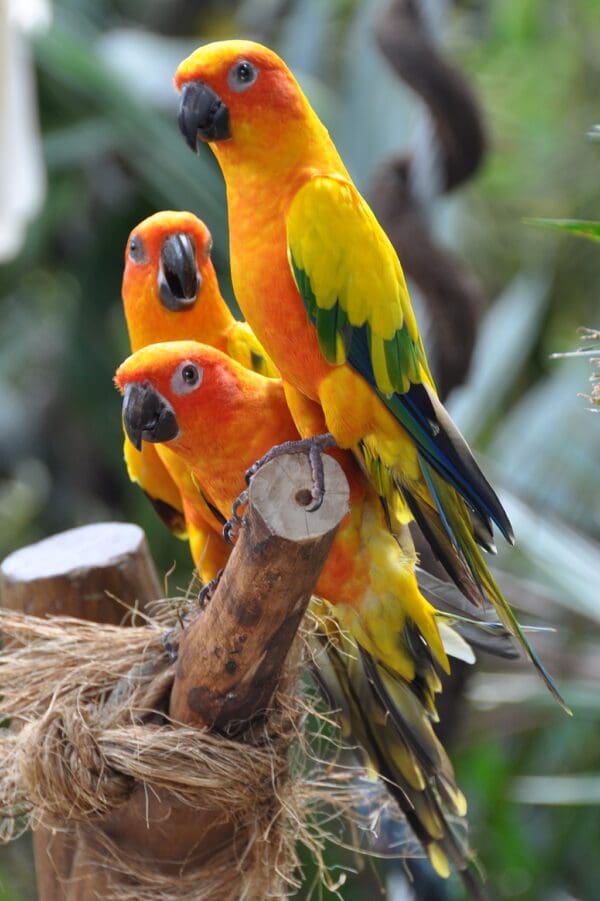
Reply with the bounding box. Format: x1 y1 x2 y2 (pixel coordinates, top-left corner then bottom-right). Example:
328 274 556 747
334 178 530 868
0 607 390 899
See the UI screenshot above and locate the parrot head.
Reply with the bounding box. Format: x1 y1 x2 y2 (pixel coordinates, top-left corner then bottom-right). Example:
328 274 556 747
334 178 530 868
175 40 320 167
115 341 241 453
122 211 219 351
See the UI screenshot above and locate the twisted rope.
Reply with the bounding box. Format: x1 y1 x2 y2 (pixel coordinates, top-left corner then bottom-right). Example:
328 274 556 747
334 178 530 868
0 607 396 899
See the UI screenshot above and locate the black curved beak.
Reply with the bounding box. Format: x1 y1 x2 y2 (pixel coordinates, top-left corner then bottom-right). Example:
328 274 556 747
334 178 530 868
158 233 200 312
122 382 179 450
178 81 231 150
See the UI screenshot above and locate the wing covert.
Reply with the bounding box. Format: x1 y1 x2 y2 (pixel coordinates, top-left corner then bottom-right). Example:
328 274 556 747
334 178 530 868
286 175 432 394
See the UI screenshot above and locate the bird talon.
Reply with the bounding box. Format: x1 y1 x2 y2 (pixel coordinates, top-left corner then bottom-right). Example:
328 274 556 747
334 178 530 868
223 519 237 544
223 490 249 544
198 569 223 608
232 491 248 518
305 491 325 513
160 627 179 663
243 433 336 514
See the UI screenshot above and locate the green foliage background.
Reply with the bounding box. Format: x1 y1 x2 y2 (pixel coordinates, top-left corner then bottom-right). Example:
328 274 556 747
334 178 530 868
0 1 598 899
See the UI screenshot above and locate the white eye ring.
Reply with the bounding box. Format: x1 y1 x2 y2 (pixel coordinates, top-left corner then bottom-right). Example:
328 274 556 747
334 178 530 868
228 59 258 93
171 361 203 395
128 234 148 264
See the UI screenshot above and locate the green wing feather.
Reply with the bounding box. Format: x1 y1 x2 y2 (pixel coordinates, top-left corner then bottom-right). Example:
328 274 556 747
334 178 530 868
287 174 433 391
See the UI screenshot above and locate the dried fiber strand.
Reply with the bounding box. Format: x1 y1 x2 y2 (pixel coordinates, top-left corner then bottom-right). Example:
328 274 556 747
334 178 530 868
0 607 405 898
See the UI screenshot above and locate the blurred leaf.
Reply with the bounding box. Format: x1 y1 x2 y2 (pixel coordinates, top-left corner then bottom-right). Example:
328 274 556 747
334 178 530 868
337 1 414 191
524 217 600 242
587 124 600 143
44 118 119 168
278 0 336 78
96 29 199 109
512 774 600 805
448 270 551 441
468 673 600 713
489 363 600 536
494 488 600 624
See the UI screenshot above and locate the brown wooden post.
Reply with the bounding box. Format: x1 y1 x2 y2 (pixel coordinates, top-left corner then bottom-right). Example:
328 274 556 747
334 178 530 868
0 453 349 899
170 452 349 728
0 521 161 621
0 521 162 900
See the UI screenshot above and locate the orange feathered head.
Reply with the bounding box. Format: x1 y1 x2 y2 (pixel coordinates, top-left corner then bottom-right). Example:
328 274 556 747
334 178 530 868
115 341 243 453
175 40 320 168
122 211 221 352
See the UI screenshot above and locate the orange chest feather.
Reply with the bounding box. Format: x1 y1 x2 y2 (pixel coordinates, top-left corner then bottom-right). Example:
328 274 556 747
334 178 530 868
226 184 331 400
182 389 298 517
123 277 233 354
316 503 371 607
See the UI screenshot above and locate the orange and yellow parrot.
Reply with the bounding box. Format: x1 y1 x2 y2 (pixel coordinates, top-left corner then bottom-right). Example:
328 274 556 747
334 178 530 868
120 210 275 579
115 339 486 885
174 40 565 709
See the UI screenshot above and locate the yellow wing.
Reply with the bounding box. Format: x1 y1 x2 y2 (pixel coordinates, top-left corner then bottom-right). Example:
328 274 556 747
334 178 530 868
123 436 187 537
287 173 433 394
124 435 229 581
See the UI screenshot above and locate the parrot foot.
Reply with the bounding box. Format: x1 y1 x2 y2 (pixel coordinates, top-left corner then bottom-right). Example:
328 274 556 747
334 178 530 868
160 608 190 662
160 626 180 663
244 432 336 513
198 568 223 608
223 489 249 544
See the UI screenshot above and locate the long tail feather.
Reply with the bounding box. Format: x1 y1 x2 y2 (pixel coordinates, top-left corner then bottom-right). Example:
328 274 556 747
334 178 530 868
416 567 521 660
471 510 497 553
309 628 488 898
421 461 570 714
384 383 514 544
349 327 512 545
404 486 484 607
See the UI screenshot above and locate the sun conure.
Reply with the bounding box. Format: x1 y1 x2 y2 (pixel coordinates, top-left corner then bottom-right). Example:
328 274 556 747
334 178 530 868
174 40 566 711
120 210 275 580
115 338 494 888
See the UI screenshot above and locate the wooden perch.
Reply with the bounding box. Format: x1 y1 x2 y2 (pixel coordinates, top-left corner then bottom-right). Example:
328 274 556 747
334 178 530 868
170 452 349 729
0 452 349 899
0 521 161 621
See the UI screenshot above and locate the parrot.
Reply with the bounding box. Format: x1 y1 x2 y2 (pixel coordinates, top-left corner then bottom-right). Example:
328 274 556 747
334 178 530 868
120 210 275 580
174 40 566 711
115 338 490 887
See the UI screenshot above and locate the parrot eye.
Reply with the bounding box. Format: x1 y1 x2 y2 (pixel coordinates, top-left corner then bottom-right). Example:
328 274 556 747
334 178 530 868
228 59 258 92
182 364 199 384
171 361 203 395
128 235 148 264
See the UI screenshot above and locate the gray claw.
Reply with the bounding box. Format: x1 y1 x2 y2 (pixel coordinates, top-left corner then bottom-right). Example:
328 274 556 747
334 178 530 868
223 490 248 544
160 627 179 663
198 569 223 608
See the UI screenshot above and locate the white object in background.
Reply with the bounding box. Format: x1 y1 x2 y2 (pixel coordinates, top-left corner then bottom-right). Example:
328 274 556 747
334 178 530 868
387 870 416 901
0 0 51 262
97 29 200 110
